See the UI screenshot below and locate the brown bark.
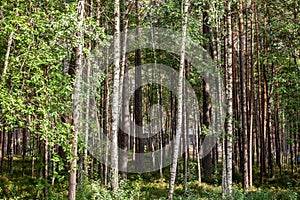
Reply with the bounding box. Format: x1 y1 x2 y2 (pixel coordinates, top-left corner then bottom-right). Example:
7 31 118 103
68 0 85 199
8 130 14 174
134 0 144 173
262 0 268 177
202 2 212 179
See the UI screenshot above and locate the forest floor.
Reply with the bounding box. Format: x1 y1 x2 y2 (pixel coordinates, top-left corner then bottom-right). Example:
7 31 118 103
0 156 299 199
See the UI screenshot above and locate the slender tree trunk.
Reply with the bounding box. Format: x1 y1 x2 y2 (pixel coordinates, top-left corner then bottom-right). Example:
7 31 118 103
2 31 14 78
0 127 2 172
110 0 121 191
254 2 264 184
195 106 201 183
30 118 35 178
22 125 27 175
134 0 144 173
290 120 294 173
239 0 249 190
169 1 189 199
267 63 274 177
222 13 227 195
248 0 255 186
68 0 85 199
44 136 49 196
183 70 190 193
103 21 110 186
262 1 268 178
202 2 212 179
82 0 94 180
8 130 14 174
231 12 240 174
274 79 281 174
0 128 6 173
120 1 129 179
223 1 233 194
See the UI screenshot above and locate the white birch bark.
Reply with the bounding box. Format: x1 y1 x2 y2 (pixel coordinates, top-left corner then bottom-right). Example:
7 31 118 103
222 8 228 195
195 108 202 183
226 0 233 194
168 0 189 199
120 0 129 179
110 0 121 191
2 31 14 79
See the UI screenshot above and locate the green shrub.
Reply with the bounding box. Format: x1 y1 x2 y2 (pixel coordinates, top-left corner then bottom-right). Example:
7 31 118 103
76 179 143 200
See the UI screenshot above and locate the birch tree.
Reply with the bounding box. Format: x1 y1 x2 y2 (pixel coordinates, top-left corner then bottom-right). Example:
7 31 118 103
120 0 130 180
135 0 144 173
2 31 14 78
226 0 233 194
168 0 189 199
239 0 249 190
222 0 233 195
110 0 121 191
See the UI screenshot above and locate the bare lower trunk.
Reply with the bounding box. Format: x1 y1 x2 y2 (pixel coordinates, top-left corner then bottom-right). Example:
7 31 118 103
134 0 144 173
239 0 249 190
168 1 189 199
223 1 233 194
110 0 121 191
120 4 129 178
68 0 85 199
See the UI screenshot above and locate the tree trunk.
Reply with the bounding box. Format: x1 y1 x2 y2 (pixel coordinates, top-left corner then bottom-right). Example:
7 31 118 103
254 2 264 184
110 0 121 191
8 130 14 174
202 1 212 179
262 1 268 178
134 0 144 173
223 1 233 194
169 1 189 199
195 106 201 183
239 0 249 190
0 127 3 172
222 13 227 195
44 136 49 196
68 0 85 199
120 1 129 178
2 31 14 78
248 0 255 186
22 125 27 175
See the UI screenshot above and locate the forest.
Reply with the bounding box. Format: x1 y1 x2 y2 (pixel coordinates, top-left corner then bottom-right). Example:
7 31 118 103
0 0 299 199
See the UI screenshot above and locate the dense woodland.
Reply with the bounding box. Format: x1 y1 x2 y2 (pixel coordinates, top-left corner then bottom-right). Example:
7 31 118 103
0 0 299 199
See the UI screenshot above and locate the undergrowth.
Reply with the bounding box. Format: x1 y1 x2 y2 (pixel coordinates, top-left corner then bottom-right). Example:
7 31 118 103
0 157 299 199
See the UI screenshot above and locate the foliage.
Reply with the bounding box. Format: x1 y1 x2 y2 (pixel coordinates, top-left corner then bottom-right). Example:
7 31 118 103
0 0 106 183
76 179 143 200
0 0 299 199
0 160 299 200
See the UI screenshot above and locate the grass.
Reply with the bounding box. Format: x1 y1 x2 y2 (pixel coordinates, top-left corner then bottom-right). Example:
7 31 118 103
0 156 299 199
